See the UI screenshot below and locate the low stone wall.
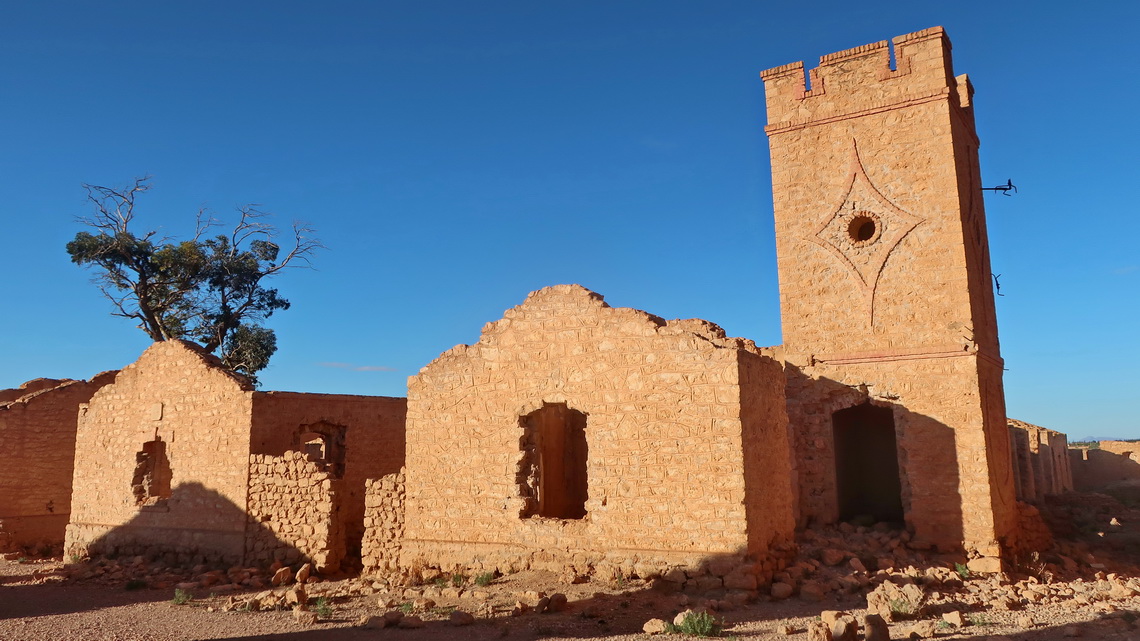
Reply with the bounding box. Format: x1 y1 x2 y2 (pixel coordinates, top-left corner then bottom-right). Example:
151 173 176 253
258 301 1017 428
246 451 345 573
361 470 404 576
1070 441 1140 491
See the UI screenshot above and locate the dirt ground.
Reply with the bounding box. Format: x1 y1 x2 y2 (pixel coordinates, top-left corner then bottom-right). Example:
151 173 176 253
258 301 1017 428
3 489 1139 641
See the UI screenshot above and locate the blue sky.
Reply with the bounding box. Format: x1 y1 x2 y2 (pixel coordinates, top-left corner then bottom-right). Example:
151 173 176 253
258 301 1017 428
1 2 1136 440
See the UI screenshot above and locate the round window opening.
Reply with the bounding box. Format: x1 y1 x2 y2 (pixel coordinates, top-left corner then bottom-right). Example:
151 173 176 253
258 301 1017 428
848 215 878 244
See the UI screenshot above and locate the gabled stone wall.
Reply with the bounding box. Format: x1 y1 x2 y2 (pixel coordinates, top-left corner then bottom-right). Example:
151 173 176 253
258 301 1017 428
0 373 115 550
398 285 795 582
65 341 257 566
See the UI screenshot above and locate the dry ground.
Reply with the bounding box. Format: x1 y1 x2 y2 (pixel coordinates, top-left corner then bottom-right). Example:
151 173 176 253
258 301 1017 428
3 489 1140 641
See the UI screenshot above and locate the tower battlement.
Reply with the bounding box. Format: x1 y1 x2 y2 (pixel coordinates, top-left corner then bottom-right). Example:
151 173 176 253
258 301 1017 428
761 27 962 134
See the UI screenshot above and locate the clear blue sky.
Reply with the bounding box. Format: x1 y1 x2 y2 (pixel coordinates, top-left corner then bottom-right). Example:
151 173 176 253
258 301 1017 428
1 2 1136 440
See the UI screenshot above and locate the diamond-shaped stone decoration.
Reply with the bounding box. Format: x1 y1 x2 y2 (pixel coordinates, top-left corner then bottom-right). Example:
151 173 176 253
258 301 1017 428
808 142 924 316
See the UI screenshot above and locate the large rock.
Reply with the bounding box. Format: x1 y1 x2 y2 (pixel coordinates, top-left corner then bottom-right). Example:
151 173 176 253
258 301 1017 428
771 582 794 600
643 618 669 634
830 614 858 641
862 613 890 641
295 563 312 584
272 567 294 587
866 580 925 622
807 620 833 641
450 610 475 626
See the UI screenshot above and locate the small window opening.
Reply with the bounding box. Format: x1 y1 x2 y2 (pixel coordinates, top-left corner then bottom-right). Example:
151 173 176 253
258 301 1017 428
518 403 588 520
295 423 346 478
132 438 172 506
848 214 878 244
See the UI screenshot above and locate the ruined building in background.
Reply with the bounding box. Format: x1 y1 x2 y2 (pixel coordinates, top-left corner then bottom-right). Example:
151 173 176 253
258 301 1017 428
363 27 1032 583
63 340 405 571
0 373 116 551
1070 440 1140 492
1008 419 1073 501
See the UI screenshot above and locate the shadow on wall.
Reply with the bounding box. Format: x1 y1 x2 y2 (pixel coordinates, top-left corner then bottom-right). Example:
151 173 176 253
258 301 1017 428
67 482 308 571
784 367 965 551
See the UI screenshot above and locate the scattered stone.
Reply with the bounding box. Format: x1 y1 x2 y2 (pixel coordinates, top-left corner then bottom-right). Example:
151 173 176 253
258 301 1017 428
398 615 425 629
821 549 846 566
292 606 317 625
1016 615 1035 628
643 618 669 634
807 620 833 641
941 611 964 627
799 581 825 601
830 614 858 641
295 563 312 584
450 610 475 626
905 620 936 639
771 582 793 600
383 610 405 625
862 613 890 641
776 624 796 635
360 615 388 629
285 586 307 607
272 567 293 587
547 593 568 612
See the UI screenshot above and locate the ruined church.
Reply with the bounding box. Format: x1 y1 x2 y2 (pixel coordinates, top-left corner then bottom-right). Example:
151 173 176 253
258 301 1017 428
2 27 1075 588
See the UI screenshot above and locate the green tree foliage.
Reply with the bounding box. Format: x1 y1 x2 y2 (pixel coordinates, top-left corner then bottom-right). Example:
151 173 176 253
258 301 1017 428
66 177 321 383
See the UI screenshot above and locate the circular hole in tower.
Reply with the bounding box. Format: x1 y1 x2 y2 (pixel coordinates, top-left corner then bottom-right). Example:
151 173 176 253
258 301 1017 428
848 215 877 243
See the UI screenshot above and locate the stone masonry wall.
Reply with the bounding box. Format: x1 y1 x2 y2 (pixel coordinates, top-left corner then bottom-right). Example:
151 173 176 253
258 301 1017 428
246 450 346 573
762 28 1017 564
65 341 256 567
249 392 406 564
1008 419 1073 501
0 373 115 550
1070 441 1140 491
361 470 404 576
401 285 795 584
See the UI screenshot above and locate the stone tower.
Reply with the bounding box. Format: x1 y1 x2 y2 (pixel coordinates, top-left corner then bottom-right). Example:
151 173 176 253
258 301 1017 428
761 27 1017 567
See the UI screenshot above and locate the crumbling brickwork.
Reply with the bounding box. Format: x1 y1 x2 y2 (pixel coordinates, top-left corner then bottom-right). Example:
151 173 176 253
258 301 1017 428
249 391 406 566
762 27 1017 566
398 284 795 583
65 340 405 569
361 470 404 575
1008 419 1073 501
0 374 115 550
246 451 345 572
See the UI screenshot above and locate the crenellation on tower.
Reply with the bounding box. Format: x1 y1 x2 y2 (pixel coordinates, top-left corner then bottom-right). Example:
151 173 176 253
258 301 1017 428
762 27 961 134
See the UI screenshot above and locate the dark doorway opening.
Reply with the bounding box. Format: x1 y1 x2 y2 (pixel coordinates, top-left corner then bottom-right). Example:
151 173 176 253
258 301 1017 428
518 403 589 519
833 402 904 523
